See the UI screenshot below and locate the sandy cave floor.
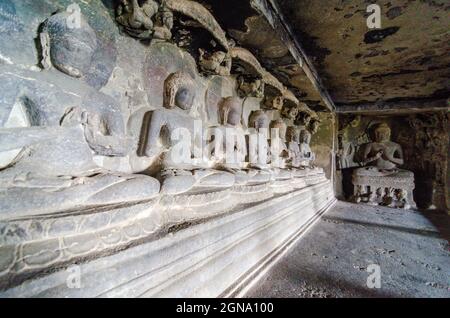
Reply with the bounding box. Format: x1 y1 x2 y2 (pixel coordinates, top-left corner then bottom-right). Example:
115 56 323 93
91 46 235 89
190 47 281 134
245 201 450 298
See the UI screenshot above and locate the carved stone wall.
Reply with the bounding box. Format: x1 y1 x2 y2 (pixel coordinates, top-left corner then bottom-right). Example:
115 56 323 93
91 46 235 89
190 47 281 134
0 0 334 294
336 112 449 212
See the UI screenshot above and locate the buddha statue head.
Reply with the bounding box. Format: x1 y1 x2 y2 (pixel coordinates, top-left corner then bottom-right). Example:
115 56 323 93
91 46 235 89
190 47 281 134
270 119 287 141
41 11 98 78
219 97 242 126
374 123 391 143
286 126 300 143
299 129 312 144
249 110 270 131
163 72 196 111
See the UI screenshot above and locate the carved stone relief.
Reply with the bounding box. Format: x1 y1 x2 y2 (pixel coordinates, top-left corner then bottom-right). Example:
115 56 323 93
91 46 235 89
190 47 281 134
338 113 448 211
352 123 416 209
0 1 328 290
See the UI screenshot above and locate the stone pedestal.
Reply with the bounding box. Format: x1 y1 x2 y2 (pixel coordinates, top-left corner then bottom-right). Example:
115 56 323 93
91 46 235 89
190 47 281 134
0 175 334 297
352 169 416 209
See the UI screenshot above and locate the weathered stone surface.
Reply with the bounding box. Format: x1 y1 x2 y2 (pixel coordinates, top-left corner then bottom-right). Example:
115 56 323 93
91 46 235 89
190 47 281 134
337 112 448 211
275 0 450 108
63 233 98 256
0 245 15 273
0 181 335 297
0 0 333 294
22 239 60 266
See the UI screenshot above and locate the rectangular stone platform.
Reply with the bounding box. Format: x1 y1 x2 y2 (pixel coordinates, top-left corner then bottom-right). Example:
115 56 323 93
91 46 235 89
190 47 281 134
0 179 335 298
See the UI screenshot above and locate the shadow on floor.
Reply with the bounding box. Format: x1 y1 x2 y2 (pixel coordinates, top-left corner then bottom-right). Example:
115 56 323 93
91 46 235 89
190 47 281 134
322 216 442 239
248 265 398 298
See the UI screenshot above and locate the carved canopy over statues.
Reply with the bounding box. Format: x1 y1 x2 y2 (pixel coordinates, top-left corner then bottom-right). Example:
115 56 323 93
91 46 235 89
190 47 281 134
116 0 228 46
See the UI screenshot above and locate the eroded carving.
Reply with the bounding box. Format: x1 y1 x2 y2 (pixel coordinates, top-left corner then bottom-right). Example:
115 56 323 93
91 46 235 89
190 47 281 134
116 0 160 39
0 11 160 219
199 49 232 76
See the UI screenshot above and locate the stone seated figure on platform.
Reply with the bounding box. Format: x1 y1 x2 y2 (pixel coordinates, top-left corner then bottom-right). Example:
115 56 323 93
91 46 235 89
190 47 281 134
268 119 292 180
211 98 270 185
143 71 234 195
352 123 415 209
298 129 316 168
286 126 301 169
0 11 161 219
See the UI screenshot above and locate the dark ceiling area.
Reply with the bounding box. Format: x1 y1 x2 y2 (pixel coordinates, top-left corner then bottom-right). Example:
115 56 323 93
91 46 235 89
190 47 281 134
203 0 449 113
276 0 450 109
202 0 333 112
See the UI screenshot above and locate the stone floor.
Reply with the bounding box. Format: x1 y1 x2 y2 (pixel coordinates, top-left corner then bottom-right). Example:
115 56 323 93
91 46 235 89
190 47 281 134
245 201 450 298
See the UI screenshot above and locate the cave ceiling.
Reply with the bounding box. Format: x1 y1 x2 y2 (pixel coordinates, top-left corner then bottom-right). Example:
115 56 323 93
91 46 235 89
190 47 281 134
201 0 333 112
202 0 450 113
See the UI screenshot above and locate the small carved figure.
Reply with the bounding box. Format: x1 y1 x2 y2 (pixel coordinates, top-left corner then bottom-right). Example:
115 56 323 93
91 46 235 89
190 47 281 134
116 0 159 39
198 49 232 76
248 110 270 169
309 119 320 134
237 76 264 98
269 119 289 168
298 129 316 168
282 104 299 120
264 95 284 110
153 5 174 40
295 111 312 127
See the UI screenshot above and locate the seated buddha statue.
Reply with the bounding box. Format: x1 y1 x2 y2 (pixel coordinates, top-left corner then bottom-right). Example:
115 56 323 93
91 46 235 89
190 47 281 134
355 123 408 176
211 98 271 185
143 71 234 195
0 11 162 219
298 129 316 168
353 123 415 209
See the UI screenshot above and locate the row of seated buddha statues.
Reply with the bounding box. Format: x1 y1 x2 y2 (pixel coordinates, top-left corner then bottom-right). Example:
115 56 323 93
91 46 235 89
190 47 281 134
0 2 325 220
141 70 323 196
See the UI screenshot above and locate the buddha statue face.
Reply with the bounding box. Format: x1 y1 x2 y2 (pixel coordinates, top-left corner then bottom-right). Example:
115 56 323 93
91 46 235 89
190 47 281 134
42 12 98 78
176 88 195 111
286 126 300 143
163 72 196 111
299 129 311 144
374 123 391 143
220 97 242 126
249 110 269 130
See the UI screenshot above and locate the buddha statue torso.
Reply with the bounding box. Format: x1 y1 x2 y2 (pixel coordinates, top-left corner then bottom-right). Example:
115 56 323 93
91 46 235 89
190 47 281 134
357 123 405 176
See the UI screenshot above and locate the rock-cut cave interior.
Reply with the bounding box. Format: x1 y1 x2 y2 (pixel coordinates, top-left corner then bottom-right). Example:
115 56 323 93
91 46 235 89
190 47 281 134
0 0 448 299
